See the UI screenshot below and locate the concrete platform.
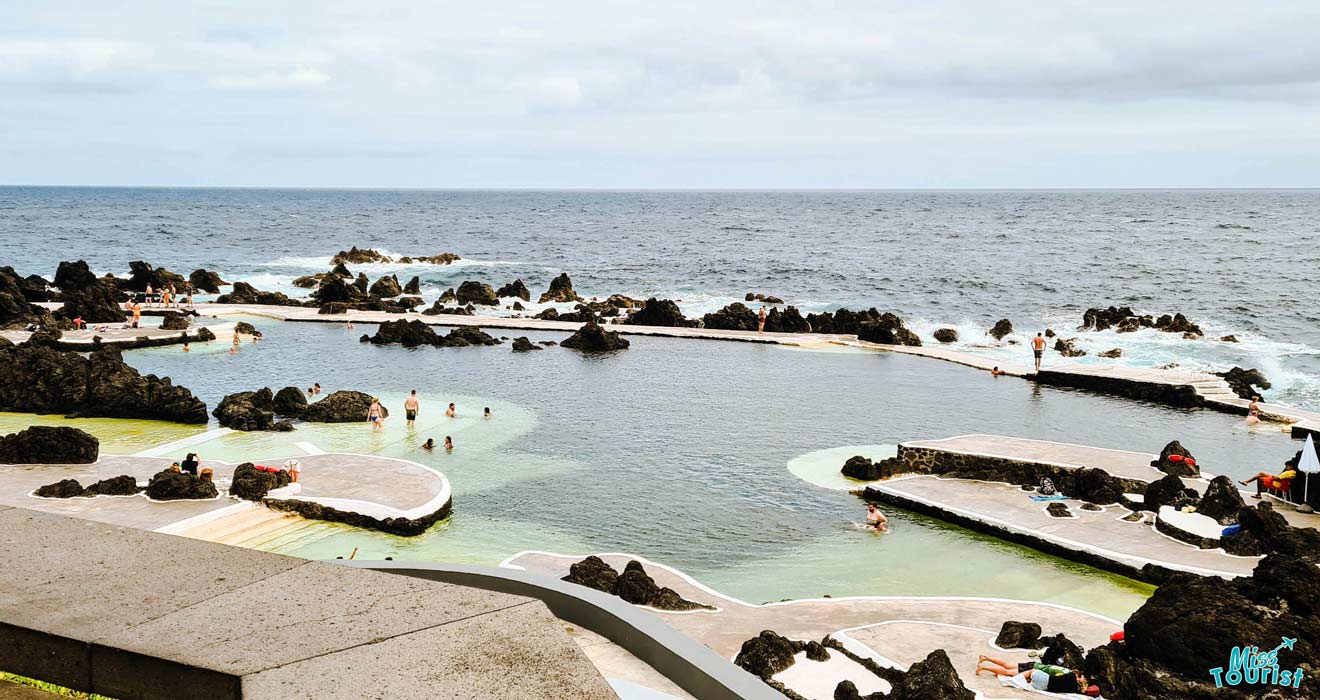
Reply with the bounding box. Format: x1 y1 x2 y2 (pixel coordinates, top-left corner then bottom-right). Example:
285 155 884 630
2 319 233 350
0 450 451 536
0 508 617 700
504 552 1120 700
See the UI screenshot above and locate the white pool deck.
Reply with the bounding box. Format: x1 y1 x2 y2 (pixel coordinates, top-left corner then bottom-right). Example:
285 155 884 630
505 551 1120 700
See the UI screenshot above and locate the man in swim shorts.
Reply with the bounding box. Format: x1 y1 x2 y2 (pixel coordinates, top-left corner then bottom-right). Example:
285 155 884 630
1031 332 1046 372
404 390 420 428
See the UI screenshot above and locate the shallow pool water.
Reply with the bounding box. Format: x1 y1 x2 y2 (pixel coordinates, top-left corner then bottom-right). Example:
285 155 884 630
45 316 1306 619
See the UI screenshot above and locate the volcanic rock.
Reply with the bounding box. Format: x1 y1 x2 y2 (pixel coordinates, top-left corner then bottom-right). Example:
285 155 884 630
124 261 187 293
989 319 1013 340
159 313 190 330
403 276 421 295
764 306 811 333
1038 633 1086 669
625 298 695 327
35 479 85 498
188 269 226 293
455 280 499 305
1216 366 1270 400
612 560 710 610
1220 335 1238 343
1046 502 1072 518
53 261 126 323
419 302 474 316
561 322 630 352
1054 337 1086 357
369 274 403 298
933 328 959 343
841 455 881 481
562 555 619 593
1151 440 1199 477
994 621 1043 649
213 388 280 431
215 281 302 307
804 307 884 335
857 313 922 346
438 326 501 347
511 336 541 352
401 253 461 265
0 266 60 330
364 319 442 347
145 469 218 500
272 386 308 417
18 273 52 302
700 302 758 331
331 247 392 265
0 426 99 464
83 475 141 496
495 279 531 301
302 390 387 423
1142 473 1198 511
538 273 581 303
734 630 801 678
310 275 367 305
1098 348 1123 358
1197 476 1246 525
229 462 292 501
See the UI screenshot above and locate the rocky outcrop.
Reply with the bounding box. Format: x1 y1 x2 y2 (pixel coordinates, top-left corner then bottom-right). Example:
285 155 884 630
455 281 499 305
538 273 581 303
856 313 922 347
1053 337 1086 357
272 386 308 417
624 298 695 328
1141 473 1197 511
1081 306 1203 337
399 253 461 265
1150 440 1198 477
561 323 630 352
1197 476 1245 525
0 267 61 330
145 469 218 500
369 275 403 298
35 479 89 498
989 319 1013 340
1046 502 1073 518
1216 366 1270 400
159 312 190 330
804 307 883 335
188 269 226 293
419 301 474 316
215 281 304 307
888 650 975 700
495 279 530 301
213 388 285 431
735 630 803 679
841 455 882 481
363 319 443 347
302 390 387 423
933 328 958 343
18 273 52 302
265 495 451 536
745 293 785 304
124 261 187 293
1221 501 1320 558
229 462 292 501
0 338 207 423
0 426 99 464
403 276 421 295
1098 348 1122 358
311 274 368 305
331 247 391 265
560 557 712 610
701 302 757 331
436 326 500 347
764 307 810 333
53 261 126 323
511 336 541 352
994 621 1042 649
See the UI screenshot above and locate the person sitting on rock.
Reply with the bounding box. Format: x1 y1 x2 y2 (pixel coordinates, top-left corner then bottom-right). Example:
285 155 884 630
975 656 1093 695
1241 463 1298 499
72 316 85 330
865 503 889 532
181 453 200 476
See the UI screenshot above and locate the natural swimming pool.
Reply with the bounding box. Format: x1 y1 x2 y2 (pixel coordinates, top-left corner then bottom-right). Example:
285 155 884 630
14 315 1305 620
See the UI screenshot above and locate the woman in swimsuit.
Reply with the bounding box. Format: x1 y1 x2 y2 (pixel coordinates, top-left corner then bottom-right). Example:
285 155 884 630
1247 395 1261 425
367 398 384 431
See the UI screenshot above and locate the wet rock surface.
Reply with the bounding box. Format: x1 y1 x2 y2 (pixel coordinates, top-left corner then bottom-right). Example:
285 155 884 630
1053 337 1086 357
994 621 1043 649
213 388 281 431
455 280 499 305
302 390 388 423
625 298 695 327
54 260 127 323
561 322 630 352
495 279 531 301
561 557 712 610
229 462 292 501
1216 366 1271 400
272 386 308 417
0 426 99 464
856 312 922 346
841 455 882 481
188 268 226 293
538 272 581 303
988 319 1013 340
1150 440 1199 477
933 327 959 343
368 274 403 298
145 469 218 500
511 336 542 352
215 281 304 307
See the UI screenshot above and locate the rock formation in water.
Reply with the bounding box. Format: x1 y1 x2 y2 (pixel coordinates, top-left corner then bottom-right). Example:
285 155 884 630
1080 306 1203 337
403 275 422 295
53 260 127 323
0 426 99 464
1216 366 1270 400
455 280 499 305
856 313 922 346
145 469 218 500
989 319 1013 340
213 388 295 431
35 474 140 498
331 247 392 265
701 302 758 331
1197 476 1246 524
764 306 810 333
1150 440 1199 477
123 261 187 293
933 328 959 343
495 279 531 301
159 312 191 330
272 386 308 417
1053 337 1086 357
188 268 227 293
538 272 581 303
0 266 62 330
561 322 630 352
229 462 293 501
363 320 501 348
369 274 403 298
841 455 882 481
561 557 712 610
302 390 388 423
511 336 542 352
0 336 207 423
215 281 304 307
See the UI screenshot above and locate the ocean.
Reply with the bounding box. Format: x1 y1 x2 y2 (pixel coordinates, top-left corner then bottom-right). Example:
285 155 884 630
3 186 1318 409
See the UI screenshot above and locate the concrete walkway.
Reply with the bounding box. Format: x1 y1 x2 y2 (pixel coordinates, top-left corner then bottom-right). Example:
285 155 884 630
504 552 1120 700
0 507 617 700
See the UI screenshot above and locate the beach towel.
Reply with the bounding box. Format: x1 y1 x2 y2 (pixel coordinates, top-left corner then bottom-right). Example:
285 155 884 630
1000 672 1100 699
1030 494 1068 502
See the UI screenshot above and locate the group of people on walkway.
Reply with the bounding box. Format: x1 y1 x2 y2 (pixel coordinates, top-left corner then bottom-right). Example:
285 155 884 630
141 283 193 309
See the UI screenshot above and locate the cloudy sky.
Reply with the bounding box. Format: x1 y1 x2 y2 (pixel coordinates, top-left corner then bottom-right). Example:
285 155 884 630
3 1 1319 188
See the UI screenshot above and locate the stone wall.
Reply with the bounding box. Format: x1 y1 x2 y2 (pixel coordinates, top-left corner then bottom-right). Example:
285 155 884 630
877 445 1146 504
1031 371 1202 408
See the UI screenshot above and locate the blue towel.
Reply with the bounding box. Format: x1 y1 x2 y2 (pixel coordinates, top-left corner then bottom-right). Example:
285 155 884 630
1030 494 1068 502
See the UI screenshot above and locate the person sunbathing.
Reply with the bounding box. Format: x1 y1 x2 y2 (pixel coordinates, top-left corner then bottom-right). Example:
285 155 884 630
1241 466 1298 498
976 656 1094 695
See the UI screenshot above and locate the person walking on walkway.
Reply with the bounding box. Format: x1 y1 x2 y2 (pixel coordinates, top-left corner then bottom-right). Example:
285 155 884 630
404 390 420 429
757 305 767 333
1031 332 1047 372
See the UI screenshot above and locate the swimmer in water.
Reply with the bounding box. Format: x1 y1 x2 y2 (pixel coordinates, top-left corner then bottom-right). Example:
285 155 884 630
445 402 456 418
444 436 453 452
1247 395 1261 425
865 503 889 532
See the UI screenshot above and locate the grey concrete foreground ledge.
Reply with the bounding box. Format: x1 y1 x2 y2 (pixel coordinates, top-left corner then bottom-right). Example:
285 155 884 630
0 507 616 700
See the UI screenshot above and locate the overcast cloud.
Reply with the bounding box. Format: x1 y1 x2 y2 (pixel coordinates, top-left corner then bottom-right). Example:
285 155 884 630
2 1 1319 187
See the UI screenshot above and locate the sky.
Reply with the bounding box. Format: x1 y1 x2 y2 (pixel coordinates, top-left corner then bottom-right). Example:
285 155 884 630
2 1 1319 188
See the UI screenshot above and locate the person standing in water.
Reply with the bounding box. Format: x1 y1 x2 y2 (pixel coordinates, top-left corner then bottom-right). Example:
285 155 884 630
404 390 420 429
445 402 456 418
865 503 889 532
484 406 491 419
367 398 384 431
444 436 453 451
757 305 767 333
1247 395 1262 425
1031 332 1047 372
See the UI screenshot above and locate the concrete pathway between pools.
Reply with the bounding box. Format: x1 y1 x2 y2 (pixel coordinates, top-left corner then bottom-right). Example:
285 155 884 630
0 507 617 700
503 552 1121 700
